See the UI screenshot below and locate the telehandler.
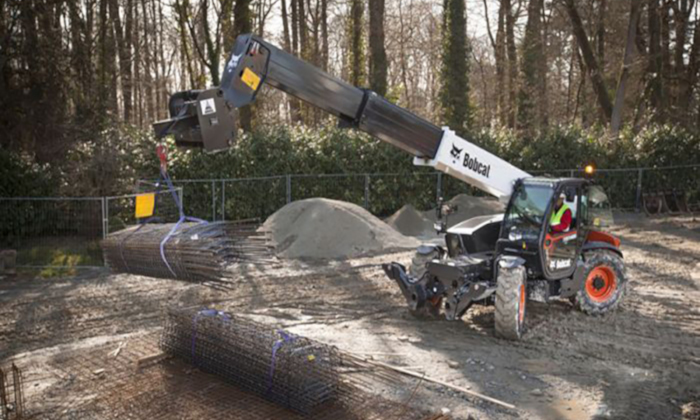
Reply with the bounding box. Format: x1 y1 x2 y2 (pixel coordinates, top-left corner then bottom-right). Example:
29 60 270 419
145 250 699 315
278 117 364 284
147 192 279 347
154 34 627 340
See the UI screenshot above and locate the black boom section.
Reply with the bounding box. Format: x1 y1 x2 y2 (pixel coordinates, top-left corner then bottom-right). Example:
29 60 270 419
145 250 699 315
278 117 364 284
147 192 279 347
221 34 442 159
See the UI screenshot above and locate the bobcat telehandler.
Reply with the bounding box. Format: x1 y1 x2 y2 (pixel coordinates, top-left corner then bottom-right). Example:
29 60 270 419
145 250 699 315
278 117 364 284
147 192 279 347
154 34 627 340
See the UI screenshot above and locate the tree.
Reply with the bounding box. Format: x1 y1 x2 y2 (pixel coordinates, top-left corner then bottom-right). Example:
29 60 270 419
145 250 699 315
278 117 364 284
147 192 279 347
610 0 641 137
505 0 518 128
562 0 613 122
347 0 366 86
517 0 547 133
439 0 471 133
109 0 134 122
369 0 388 96
233 0 254 130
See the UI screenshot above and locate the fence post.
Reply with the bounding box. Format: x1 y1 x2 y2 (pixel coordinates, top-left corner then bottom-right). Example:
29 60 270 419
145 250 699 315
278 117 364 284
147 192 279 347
211 181 216 221
102 197 108 240
286 175 292 204
364 175 370 209
221 180 226 221
635 169 643 212
569 169 575 178
437 172 443 203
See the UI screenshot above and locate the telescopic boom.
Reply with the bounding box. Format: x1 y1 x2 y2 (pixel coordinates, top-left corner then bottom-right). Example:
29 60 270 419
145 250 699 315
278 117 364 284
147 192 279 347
156 34 530 200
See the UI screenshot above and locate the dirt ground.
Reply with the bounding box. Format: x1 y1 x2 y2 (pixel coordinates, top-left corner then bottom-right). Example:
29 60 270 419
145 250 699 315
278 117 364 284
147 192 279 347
1 214 699 419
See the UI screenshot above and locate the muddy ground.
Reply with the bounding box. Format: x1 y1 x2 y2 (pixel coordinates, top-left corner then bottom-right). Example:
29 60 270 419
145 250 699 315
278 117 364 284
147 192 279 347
1 214 699 419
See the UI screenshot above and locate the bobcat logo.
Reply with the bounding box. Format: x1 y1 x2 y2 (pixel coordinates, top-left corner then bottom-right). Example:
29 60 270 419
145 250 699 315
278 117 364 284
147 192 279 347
450 144 463 163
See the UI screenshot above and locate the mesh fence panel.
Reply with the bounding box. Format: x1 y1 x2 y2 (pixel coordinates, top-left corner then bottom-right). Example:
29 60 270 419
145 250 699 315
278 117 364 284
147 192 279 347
105 189 182 234
223 177 288 221
290 175 366 209
367 173 438 216
0 198 103 266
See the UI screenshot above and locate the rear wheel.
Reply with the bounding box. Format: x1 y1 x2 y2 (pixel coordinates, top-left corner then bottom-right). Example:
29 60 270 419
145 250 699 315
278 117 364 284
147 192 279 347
575 250 626 315
408 248 442 319
494 266 527 340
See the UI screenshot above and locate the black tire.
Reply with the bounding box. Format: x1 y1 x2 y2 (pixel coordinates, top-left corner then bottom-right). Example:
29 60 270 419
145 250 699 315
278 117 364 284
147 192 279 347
494 266 527 340
408 249 441 319
575 250 627 315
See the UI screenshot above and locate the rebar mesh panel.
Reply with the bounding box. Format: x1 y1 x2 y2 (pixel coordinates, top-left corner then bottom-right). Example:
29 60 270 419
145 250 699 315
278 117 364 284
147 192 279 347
102 220 273 283
160 308 342 414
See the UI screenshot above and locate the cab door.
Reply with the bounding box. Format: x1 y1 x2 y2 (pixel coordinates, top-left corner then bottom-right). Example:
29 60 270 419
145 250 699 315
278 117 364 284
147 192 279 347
543 185 581 279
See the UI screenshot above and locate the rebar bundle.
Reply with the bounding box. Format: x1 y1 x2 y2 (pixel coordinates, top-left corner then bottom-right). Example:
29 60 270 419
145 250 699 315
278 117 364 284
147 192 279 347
160 308 343 414
102 220 273 283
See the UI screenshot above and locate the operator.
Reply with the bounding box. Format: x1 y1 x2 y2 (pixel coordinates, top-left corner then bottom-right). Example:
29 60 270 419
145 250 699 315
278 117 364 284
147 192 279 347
550 193 572 233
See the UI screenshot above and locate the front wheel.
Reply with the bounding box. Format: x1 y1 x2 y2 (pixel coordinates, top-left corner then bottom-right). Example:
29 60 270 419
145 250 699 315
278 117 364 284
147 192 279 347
575 250 627 315
494 265 527 340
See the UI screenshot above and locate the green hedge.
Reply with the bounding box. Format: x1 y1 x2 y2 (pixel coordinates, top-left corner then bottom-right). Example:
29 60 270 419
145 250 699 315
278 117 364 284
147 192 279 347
2 123 699 220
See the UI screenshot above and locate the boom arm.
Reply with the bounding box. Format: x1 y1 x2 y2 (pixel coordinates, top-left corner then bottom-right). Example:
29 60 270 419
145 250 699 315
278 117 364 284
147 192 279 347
160 34 531 200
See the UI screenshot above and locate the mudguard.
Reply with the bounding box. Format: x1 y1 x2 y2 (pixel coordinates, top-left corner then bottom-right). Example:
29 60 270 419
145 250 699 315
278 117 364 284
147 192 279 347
498 255 526 269
582 241 623 258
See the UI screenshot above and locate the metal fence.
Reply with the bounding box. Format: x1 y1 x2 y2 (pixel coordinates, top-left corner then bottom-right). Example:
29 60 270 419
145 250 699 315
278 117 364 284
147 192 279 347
162 164 700 222
0 189 182 268
1 165 698 268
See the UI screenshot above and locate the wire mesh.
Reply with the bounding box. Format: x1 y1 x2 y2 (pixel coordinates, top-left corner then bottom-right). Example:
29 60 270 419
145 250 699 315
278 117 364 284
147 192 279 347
15 324 449 420
159 308 449 419
102 220 273 283
160 307 342 414
0 364 24 420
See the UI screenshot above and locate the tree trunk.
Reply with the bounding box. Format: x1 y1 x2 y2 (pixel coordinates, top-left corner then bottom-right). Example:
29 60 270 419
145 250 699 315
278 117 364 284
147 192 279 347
297 0 308 59
281 0 291 51
647 0 664 115
109 0 133 122
234 0 254 130
440 0 471 133
597 0 606 71
201 0 220 85
610 0 641 137
348 0 366 86
321 0 328 71
369 0 387 96
141 0 154 123
517 0 546 133
291 0 298 55
504 0 517 128
495 0 507 125
562 0 613 122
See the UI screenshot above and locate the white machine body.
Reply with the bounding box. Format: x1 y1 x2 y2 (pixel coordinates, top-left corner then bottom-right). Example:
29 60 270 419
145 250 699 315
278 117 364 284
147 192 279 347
414 128 531 202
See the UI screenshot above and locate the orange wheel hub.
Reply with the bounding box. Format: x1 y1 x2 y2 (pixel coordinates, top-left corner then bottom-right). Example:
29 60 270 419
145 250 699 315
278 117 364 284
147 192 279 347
585 266 617 302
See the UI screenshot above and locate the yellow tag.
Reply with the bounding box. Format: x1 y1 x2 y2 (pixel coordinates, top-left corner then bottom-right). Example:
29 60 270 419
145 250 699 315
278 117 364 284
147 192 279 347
522 242 526 250
307 355 316 362
241 68 261 91
135 193 155 218
594 217 600 226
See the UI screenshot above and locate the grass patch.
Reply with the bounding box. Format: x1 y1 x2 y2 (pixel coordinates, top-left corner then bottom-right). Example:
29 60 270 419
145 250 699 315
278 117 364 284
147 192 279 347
10 237 103 277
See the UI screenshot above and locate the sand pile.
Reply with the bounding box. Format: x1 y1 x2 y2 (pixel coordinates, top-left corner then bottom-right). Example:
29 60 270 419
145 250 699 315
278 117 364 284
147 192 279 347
387 194 505 237
263 198 420 259
385 204 433 237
